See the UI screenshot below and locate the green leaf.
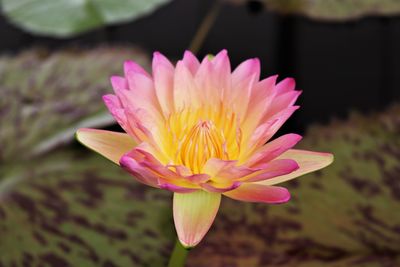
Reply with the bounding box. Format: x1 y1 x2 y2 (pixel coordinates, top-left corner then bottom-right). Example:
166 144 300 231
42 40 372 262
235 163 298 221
0 149 174 267
228 0 400 21
0 46 150 164
1 0 171 37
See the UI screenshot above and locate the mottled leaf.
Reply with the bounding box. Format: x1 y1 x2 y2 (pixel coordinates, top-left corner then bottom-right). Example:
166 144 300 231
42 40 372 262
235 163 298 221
0 149 174 267
1 0 171 37
0 47 149 163
227 0 400 21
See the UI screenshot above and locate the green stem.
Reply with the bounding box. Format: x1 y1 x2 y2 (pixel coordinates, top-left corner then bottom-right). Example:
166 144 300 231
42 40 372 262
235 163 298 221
188 1 222 54
167 240 189 267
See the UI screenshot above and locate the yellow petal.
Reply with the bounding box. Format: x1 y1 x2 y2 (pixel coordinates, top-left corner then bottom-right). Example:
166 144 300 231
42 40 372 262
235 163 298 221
76 128 136 165
258 149 333 186
173 191 221 248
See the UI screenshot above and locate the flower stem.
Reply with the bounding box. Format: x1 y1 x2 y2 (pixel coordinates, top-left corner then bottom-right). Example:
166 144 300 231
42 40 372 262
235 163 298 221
167 240 189 267
189 1 222 54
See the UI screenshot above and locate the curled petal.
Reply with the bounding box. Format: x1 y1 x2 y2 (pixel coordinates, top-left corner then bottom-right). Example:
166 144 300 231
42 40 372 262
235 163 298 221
245 133 302 166
173 191 221 248
159 182 198 193
201 181 241 193
119 155 160 188
242 159 299 182
203 158 256 184
246 106 300 152
224 184 290 204
258 149 334 186
76 129 136 165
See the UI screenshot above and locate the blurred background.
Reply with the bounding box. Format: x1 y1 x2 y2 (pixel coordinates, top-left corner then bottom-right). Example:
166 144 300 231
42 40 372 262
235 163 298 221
0 1 399 266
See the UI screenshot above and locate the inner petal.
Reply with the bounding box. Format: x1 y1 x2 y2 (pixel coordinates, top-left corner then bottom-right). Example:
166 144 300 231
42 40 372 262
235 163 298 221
179 120 227 173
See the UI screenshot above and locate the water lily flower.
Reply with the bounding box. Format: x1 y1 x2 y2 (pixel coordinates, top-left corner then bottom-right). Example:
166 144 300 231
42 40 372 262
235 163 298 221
76 50 333 248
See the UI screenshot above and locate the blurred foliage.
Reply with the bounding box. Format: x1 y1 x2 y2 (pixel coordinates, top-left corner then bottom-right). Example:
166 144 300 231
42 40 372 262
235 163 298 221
1 0 171 37
228 0 400 21
0 46 149 163
0 47 399 266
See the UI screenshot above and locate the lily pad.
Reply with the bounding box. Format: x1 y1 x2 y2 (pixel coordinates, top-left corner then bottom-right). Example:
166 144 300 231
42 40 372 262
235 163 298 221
1 0 171 37
0 46 149 164
0 149 174 267
228 0 400 21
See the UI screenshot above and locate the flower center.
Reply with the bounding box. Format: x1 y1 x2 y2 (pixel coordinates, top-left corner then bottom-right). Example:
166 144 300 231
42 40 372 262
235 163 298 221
179 120 227 173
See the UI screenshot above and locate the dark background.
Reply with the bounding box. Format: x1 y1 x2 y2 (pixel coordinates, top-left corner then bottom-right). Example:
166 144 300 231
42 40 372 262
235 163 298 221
1 0 399 132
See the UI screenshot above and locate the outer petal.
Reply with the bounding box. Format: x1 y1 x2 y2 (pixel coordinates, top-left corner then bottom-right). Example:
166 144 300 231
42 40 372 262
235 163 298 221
152 52 175 115
275 77 296 93
223 183 290 204
76 128 135 165
173 191 221 248
182 50 200 74
201 181 241 193
232 58 260 86
244 133 302 166
119 155 160 188
242 159 299 182
258 149 334 186
124 60 150 78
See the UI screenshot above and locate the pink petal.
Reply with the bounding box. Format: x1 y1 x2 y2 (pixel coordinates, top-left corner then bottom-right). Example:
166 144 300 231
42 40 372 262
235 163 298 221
119 155 160 188
263 90 302 120
123 146 202 189
194 56 220 106
159 182 198 193
173 191 221 248
245 133 302 166
103 94 135 138
119 72 163 121
230 73 257 119
124 60 150 78
174 60 201 109
223 184 290 204
232 58 260 86
211 49 231 100
241 75 278 138
243 159 299 182
203 158 256 183
247 106 300 150
182 50 200 75
76 129 136 165
258 149 334 186
110 76 128 92
152 52 175 115
201 181 241 193
275 77 296 93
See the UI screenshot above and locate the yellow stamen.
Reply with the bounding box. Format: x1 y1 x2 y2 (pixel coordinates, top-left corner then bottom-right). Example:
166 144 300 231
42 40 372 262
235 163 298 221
165 105 241 173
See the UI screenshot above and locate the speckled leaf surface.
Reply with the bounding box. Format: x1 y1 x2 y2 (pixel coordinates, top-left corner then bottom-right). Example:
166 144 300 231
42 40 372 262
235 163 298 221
0 47 149 163
188 104 400 266
227 0 400 21
0 149 174 267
